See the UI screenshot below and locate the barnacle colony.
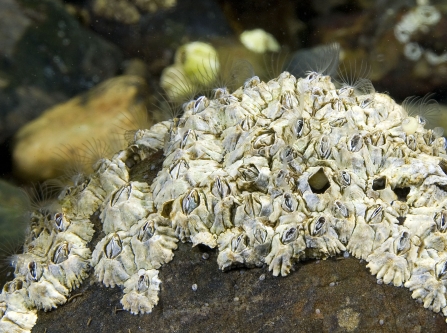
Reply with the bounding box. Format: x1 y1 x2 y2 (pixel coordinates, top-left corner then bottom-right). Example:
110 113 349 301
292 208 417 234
2 61 447 332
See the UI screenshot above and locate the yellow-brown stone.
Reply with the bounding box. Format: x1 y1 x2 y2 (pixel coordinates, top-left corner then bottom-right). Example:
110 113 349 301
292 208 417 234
13 75 150 181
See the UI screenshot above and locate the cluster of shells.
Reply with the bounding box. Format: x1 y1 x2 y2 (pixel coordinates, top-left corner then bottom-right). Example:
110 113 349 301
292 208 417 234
3 65 447 332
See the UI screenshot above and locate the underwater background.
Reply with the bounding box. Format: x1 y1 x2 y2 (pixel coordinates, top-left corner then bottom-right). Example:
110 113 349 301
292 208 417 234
1 0 447 331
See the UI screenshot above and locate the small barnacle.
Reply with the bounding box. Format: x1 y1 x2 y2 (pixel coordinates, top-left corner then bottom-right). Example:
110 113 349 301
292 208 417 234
252 131 276 150
333 200 349 218
28 261 40 282
406 134 417 151
359 95 374 109
436 259 447 280
309 216 326 237
365 204 383 224
121 269 162 315
52 212 70 232
254 227 268 244
424 127 445 146
169 158 189 179
192 96 209 114
282 193 298 213
52 242 69 264
180 129 197 149
211 176 231 199
394 230 411 255
281 227 298 244
293 118 305 138
110 184 131 207
349 134 363 152
434 211 447 232
329 117 347 128
368 131 385 146
231 233 249 253
105 234 122 260
137 220 155 242
339 170 351 187
318 135 331 159
182 189 200 215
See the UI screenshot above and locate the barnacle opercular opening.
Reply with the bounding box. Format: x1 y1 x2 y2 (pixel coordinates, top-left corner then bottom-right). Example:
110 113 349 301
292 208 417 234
392 186 411 201
372 176 386 191
309 168 330 194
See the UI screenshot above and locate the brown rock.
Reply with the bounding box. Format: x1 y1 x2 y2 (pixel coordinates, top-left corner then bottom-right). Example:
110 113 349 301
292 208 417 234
13 75 151 181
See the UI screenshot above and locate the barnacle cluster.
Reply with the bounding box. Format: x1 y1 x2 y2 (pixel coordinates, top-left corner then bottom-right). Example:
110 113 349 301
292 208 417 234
3 53 447 332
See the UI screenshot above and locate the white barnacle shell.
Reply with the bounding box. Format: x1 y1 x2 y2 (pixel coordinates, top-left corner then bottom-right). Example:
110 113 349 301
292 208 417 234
366 228 416 286
27 267 70 311
92 232 137 288
405 255 447 314
264 223 305 276
217 228 253 270
129 216 178 270
63 175 107 218
304 215 346 259
121 269 161 315
100 181 154 233
95 154 130 192
0 278 37 333
47 241 91 290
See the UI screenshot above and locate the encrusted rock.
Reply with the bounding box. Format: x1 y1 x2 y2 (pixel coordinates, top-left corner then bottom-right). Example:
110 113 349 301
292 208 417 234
3 57 447 332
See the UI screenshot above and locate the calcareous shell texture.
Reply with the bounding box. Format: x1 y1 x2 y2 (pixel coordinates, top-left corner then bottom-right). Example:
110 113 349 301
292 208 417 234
3 70 447 332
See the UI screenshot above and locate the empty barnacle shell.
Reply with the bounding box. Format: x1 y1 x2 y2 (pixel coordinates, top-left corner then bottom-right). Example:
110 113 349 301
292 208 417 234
105 234 123 259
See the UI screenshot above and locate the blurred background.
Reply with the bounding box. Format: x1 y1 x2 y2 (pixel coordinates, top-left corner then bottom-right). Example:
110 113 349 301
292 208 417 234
1 0 447 274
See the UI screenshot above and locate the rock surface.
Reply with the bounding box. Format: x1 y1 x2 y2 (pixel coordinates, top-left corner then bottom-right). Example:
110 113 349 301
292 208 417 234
0 0 122 144
32 243 446 333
